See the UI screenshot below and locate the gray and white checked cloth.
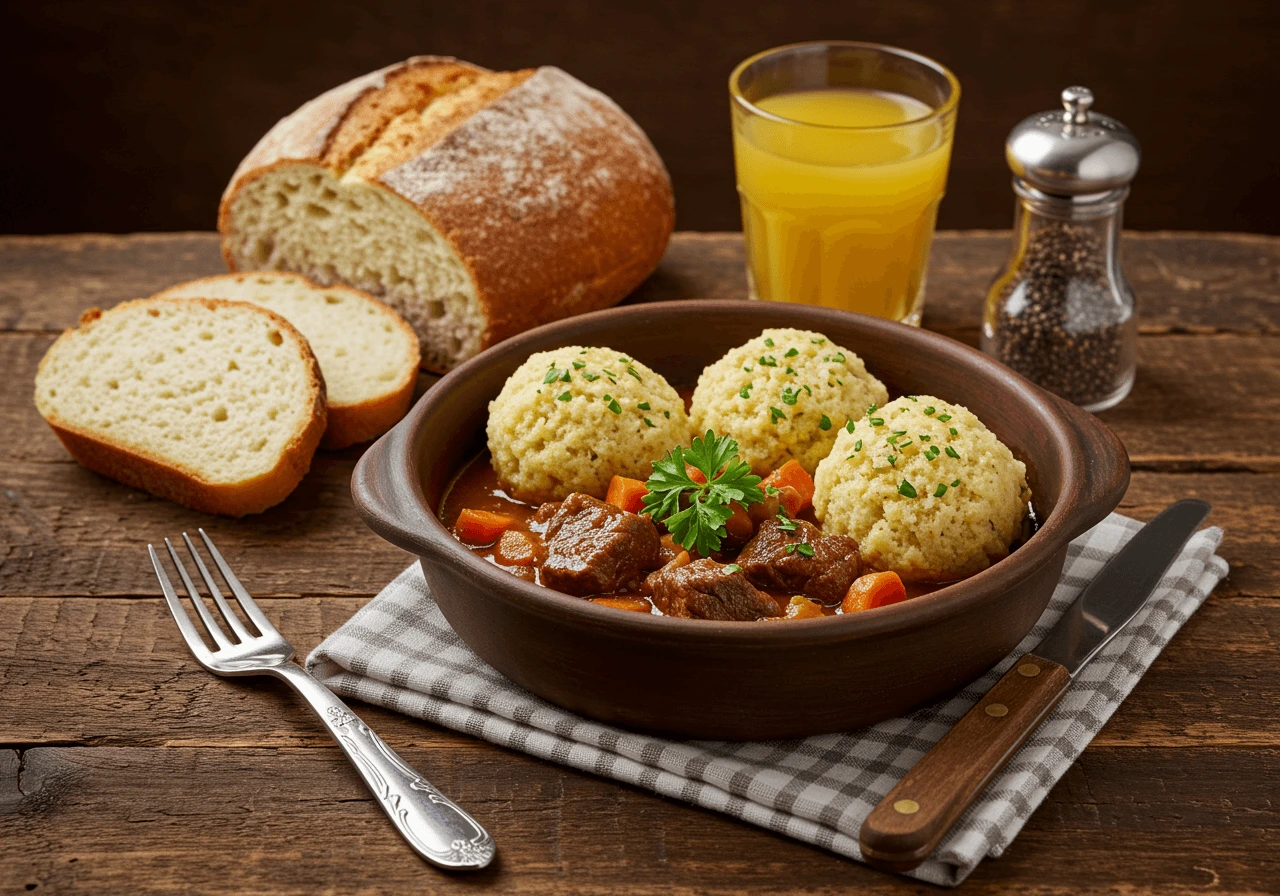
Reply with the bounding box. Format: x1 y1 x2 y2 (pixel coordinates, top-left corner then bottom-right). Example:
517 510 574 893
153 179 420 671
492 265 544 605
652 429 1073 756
307 513 1227 886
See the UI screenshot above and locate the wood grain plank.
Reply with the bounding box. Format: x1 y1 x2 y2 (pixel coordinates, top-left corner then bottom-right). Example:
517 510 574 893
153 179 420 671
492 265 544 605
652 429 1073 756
3 232 1277 335
1 592 1274 750
2 743 1274 895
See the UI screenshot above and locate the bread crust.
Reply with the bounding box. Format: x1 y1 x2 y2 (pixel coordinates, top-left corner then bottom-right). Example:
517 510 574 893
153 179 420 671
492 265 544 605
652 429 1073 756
219 60 675 372
35 297 328 517
151 273 420 450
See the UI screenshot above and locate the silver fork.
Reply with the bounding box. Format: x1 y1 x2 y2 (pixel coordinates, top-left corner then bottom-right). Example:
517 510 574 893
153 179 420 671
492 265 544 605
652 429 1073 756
149 529 495 870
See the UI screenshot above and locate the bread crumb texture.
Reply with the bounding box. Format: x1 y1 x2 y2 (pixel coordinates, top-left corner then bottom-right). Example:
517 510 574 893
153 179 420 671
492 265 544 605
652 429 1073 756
155 273 418 408
813 395 1031 583
487 346 691 503
35 298 320 485
690 328 888 475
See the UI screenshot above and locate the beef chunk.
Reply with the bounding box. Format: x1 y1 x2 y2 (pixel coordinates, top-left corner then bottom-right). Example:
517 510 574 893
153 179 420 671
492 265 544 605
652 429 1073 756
536 493 661 596
736 518 862 605
647 557 782 621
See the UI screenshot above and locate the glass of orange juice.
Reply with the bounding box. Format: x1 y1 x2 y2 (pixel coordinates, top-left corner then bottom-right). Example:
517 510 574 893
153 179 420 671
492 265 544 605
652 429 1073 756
730 42 960 324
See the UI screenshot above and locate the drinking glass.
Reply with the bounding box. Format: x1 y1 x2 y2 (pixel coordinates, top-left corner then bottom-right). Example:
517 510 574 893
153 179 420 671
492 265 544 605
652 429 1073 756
730 42 960 324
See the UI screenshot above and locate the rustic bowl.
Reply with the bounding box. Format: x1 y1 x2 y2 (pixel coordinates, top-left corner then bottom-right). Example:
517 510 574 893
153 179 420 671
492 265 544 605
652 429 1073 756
352 301 1129 740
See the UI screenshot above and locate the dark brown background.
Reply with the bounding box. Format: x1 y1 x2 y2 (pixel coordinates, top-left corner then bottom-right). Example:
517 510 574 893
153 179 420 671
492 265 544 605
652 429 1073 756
6 0 1279 235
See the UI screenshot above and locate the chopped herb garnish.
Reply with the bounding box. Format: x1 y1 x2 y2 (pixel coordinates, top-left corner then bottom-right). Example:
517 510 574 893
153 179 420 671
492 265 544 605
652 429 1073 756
898 439 913 450
557 391 572 401
934 484 948 497
785 366 797 376
542 368 561 384
561 370 571 383
854 439 863 451
898 479 918 498
950 427 959 436
724 564 742 574
819 414 832 431
869 417 885 426
919 434 932 441
846 419 856 434
907 395 919 402
637 401 650 410
764 337 775 347
618 357 631 363
893 430 907 436
867 403 878 414
837 378 843 385
781 386 799 406
937 414 952 422
641 430 764 555
626 366 642 382
887 455 897 466
887 434 899 444
643 417 655 427
572 360 586 370
785 542 816 557
811 338 826 345
582 372 601 382
759 355 778 367
776 512 798 533
739 385 752 399
784 347 799 358
802 384 812 396
603 395 622 414
770 406 786 424
925 406 936 415
579 349 588 354
925 445 941 461
664 410 671 418
744 365 753 373
945 446 961 459
830 352 846 363
952 478 961 487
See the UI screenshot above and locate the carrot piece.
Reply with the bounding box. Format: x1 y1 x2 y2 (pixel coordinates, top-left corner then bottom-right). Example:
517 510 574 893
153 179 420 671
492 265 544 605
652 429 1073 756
685 463 707 485
589 596 652 613
495 530 537 567
842 571 909 615
724 502 755 544
762 460 815 514
454 508 512 545
606 475 648 514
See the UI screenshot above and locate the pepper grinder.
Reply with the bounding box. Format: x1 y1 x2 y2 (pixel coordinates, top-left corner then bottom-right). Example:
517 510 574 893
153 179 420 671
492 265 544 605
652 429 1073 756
982 87 1142 412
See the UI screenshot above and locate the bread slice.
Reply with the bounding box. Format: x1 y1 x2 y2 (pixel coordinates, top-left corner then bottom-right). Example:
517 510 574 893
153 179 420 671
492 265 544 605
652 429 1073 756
34 297 326 516
219 57 674 372
154 273 419 449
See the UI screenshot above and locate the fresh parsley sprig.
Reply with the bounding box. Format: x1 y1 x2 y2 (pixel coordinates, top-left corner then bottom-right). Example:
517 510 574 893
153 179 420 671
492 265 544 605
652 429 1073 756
642 430 764 556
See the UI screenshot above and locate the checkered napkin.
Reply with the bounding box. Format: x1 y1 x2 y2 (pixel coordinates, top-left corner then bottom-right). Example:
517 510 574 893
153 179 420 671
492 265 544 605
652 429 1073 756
307 513 1227 886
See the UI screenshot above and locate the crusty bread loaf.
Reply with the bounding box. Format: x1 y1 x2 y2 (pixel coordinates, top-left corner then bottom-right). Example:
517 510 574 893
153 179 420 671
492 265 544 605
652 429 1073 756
34 297 327 516
154 272 419 449
218 56 675 372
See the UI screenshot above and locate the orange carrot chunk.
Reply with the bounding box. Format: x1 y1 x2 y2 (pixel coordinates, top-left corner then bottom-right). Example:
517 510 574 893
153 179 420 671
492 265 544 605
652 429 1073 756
606 475 649 514
762 460 815 514
454 508 512 545
724 502 755 544
589 596 652 613
685 463 707 485
495 530 538 567
842 571 909 614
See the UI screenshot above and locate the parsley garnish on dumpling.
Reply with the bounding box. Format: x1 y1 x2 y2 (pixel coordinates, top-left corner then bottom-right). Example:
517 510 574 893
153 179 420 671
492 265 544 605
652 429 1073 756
641 430 764 556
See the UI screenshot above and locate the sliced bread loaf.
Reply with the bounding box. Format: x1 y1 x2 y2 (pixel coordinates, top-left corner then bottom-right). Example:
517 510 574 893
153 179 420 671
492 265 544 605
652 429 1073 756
154 273 419 449
34 297 327 516
219 57 674 372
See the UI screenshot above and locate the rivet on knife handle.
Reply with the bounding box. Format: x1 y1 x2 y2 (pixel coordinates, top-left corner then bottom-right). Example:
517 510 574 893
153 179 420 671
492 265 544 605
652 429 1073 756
858 654 1072 872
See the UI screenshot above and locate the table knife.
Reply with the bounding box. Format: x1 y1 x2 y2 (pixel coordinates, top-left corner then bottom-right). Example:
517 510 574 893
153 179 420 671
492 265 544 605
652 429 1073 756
859 498 1211 872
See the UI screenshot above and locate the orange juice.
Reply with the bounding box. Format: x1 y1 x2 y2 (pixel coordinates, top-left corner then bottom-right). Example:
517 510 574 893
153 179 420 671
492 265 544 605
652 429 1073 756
732 87 955 322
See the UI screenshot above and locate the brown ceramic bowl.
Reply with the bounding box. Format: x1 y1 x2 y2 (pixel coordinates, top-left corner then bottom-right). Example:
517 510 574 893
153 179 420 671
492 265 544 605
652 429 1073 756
352 301 1128 740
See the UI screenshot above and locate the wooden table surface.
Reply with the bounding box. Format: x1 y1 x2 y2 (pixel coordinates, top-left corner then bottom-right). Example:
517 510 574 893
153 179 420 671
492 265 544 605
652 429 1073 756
2 232 1277 894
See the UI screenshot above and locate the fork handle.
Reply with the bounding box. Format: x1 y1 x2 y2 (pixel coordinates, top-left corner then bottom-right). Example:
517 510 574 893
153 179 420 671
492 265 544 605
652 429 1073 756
271 663 495 869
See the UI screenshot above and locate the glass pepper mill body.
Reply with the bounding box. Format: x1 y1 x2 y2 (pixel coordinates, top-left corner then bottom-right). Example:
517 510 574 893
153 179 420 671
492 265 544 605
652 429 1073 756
981 87 1141 412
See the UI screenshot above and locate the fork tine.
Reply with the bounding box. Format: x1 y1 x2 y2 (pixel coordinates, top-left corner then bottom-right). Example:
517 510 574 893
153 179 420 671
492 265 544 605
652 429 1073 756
164 538 233 649
181 532 254 641
150 544 217 663
197 528 278 637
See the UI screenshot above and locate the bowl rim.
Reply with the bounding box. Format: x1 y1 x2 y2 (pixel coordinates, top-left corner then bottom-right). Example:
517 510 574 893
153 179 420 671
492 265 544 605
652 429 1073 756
354 299 1125 646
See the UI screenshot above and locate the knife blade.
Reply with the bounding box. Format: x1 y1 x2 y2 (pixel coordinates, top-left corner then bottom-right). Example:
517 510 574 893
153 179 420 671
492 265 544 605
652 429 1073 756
859 499 1211 873
1035 498 1211 677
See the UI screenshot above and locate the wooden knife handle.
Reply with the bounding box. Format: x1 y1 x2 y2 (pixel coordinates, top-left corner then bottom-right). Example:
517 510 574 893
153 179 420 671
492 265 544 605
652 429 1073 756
859 654 1072 872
